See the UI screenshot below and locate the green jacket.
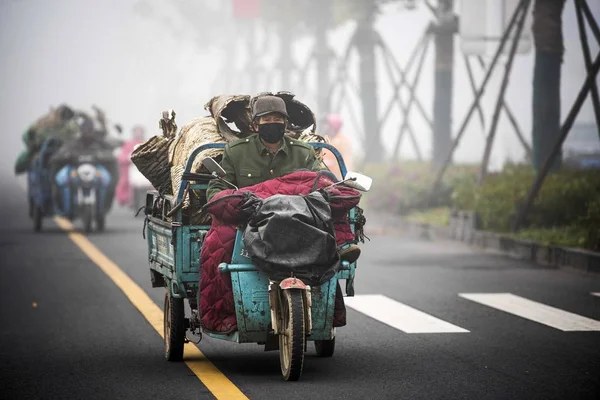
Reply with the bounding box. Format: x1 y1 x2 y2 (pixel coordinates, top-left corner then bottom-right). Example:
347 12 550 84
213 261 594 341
14 120 80 174
35 120 80 147
206 134 323 201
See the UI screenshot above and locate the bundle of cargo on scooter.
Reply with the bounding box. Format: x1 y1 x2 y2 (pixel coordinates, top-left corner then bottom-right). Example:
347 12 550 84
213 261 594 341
130 92 326 224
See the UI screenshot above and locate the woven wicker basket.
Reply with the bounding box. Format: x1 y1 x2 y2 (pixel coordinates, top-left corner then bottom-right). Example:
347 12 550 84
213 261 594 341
130 134 174 195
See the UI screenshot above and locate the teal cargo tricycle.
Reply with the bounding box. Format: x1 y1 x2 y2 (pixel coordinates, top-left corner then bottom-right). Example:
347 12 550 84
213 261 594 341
143 142 371 381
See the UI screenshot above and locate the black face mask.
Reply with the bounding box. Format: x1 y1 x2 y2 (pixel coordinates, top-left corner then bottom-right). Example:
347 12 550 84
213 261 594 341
257 123 285 144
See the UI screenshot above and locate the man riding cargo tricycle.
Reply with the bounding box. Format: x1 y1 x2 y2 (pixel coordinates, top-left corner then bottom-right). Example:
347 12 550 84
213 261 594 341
142 143 370 381
141 95 370 381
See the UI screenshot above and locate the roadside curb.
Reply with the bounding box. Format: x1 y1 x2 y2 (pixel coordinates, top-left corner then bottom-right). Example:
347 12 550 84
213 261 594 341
366 211 600 274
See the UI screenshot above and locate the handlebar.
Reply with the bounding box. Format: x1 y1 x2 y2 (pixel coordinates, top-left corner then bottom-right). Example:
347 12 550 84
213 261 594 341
181 172 217 181
174 141 349 220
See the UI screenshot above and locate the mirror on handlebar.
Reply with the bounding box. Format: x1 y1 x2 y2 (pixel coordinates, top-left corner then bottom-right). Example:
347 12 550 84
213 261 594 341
343 171 373 192
202 157 226 178
201 157 239 190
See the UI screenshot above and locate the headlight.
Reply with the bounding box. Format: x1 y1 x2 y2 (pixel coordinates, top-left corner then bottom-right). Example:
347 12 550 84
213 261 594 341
78 155 94 163
77 163 97 182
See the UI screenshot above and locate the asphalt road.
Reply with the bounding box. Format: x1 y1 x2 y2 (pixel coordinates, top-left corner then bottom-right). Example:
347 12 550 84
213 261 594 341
1 170 600 400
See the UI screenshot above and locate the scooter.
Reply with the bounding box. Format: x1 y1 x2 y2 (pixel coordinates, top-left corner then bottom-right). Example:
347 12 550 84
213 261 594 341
28 138 113 233
54 153 112 232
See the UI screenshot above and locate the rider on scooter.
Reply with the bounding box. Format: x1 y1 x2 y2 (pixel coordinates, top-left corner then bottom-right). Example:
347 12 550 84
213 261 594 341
49 117 119 213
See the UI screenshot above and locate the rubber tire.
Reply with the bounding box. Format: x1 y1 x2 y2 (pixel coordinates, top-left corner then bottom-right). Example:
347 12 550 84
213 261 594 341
96 213 105 232
33 206 43 232
279 290 305 381
82 205 93 233
164 291 185 362
315 338 335 357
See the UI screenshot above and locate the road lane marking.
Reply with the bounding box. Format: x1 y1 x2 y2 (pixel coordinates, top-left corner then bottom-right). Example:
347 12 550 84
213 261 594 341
344 294 470 333
592 293 600 298
54 217 248 400
459 293 600 331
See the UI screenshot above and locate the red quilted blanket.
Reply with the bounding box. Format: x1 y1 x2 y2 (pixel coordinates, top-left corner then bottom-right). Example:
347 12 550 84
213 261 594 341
200 170 361 333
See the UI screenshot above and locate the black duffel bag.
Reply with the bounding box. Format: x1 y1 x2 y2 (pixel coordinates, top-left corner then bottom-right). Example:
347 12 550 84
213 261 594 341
242 191 340 286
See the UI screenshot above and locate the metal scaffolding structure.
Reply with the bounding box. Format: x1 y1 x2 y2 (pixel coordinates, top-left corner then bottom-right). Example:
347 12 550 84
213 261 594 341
136 0 600 234
210 0 536 168
212 3 440 164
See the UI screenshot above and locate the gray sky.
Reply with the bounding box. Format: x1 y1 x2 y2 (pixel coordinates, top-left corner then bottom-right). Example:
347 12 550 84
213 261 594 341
1 0 599 172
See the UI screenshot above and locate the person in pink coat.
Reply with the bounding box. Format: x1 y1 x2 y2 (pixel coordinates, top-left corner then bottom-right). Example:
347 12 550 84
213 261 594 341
321 114 354 180
116 126 145 206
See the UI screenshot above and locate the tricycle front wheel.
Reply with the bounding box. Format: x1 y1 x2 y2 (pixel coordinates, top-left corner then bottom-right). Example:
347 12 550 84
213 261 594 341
279 290 305 381
164 291 185 362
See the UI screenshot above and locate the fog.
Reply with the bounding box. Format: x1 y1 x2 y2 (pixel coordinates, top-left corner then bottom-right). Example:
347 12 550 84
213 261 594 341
1 0 598 173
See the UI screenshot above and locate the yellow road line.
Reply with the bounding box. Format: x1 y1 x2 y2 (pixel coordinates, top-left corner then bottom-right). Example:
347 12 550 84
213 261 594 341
54 216 248 400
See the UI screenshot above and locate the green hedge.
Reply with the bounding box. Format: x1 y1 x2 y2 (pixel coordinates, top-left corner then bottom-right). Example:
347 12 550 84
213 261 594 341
404 207 451 226
461 164 600 250
362 161 478 215
363 161 600 251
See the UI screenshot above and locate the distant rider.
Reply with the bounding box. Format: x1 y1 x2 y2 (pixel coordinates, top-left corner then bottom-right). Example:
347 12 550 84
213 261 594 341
14 104 79 174
49 117 119 213
321 113 354 180
116 125 146 206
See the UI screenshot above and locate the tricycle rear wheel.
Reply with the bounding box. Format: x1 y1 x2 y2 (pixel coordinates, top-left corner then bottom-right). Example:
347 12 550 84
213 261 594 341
279 290 305 381
315 338 335 357
33 206 43 232
96 213 105 232
164 291 185 362
82 205 93 233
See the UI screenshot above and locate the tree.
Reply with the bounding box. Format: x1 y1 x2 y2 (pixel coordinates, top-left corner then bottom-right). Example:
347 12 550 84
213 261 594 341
531 0 566 172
